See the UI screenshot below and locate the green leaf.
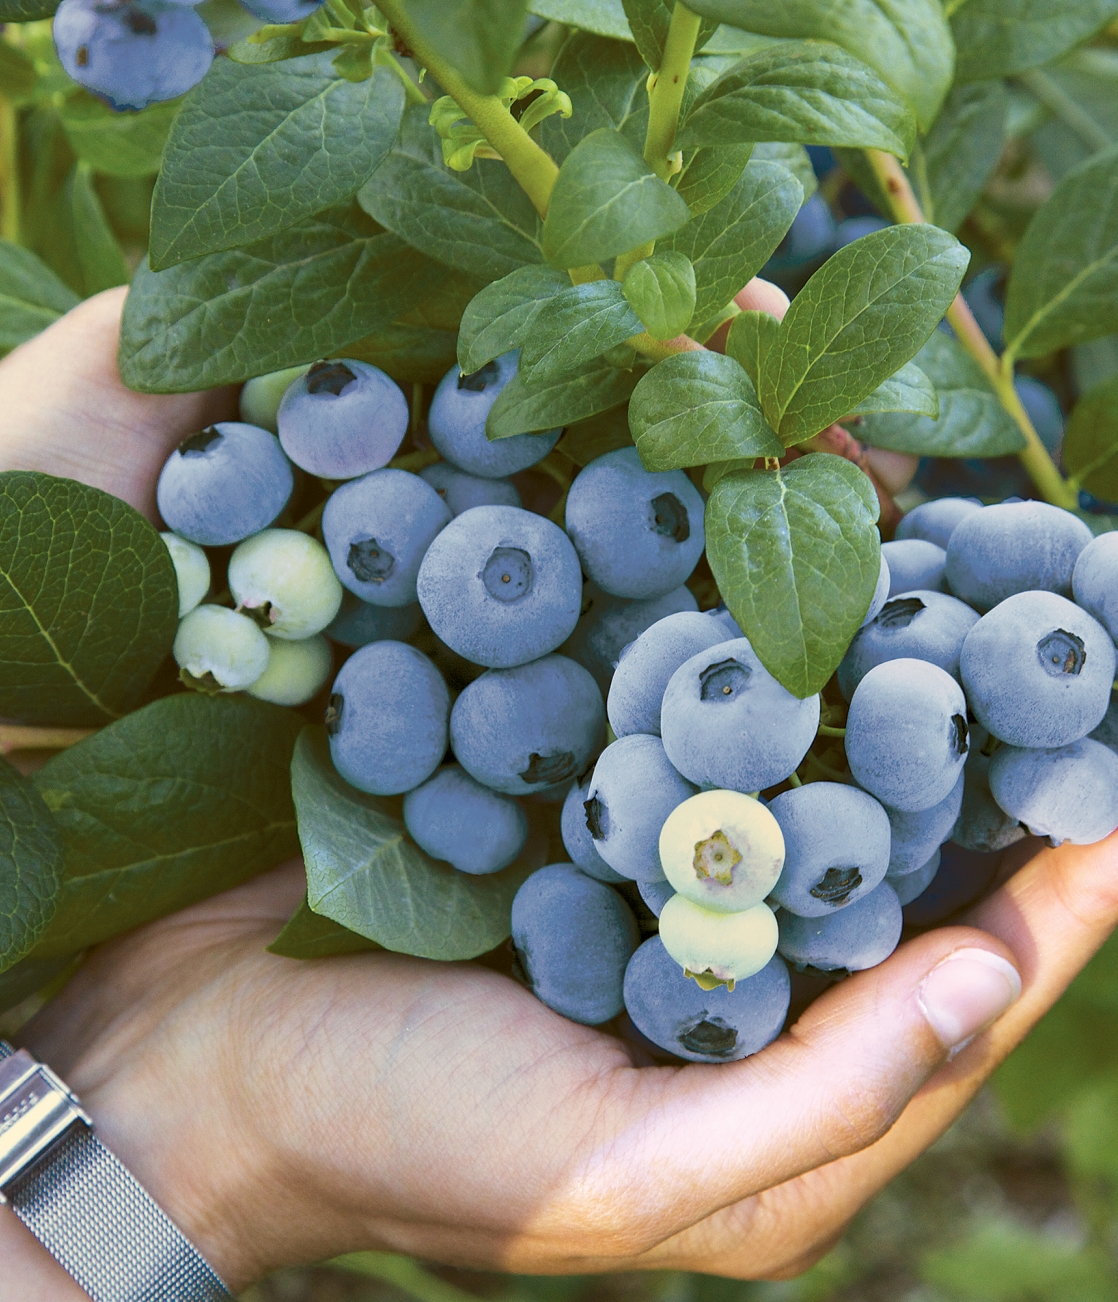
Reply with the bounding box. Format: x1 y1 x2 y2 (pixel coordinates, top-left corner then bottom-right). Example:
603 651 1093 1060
0 472 178 726
0 40 36 101
751 140 818 199
951 0 1118 83
541 128 690 269
294 729 539 960
58 93 180 179
0 955 71 1017
705 453 881 699
759 223 969 445
678 41 916 161
150 55 405 271
1064 373 1118 500
0 0 57 19
119 202 443 393
660 160 802 331
360 106 544 281
29 695 301 959
674 141 755 217
457 265 570 373
486 354 642 437
921 81 1009 234
268 895 382 959
64 163 129 297
227 25 337 67
620 0 718 69
540 31 648 164
520 280 643 382
857 329 1026 457
344 321 460 385
0 758 63 974
1003 146 1118 361
685 0 954 133
558 405 634 464
725 307 779 386
851 361 937 417
0 240 79 357
527 0 631 40
404 0 529 94
623 250 696 341
628 351 782 470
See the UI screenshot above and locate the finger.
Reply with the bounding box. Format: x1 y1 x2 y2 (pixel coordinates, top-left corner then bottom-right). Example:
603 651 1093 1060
0 288 237 520
863 446 919 496
734 278 790 319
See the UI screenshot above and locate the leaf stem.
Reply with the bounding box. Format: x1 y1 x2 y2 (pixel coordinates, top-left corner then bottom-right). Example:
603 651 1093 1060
0 94 20 245
862 148 1078 511
816 723 846 738
643 3 702 182
0 725 96 755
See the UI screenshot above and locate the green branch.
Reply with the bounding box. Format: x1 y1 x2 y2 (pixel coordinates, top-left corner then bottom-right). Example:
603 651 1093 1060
0 95 19 245
644 3 703 181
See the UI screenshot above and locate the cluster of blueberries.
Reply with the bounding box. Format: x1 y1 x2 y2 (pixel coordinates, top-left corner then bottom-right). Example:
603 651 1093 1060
155 347 1118 1067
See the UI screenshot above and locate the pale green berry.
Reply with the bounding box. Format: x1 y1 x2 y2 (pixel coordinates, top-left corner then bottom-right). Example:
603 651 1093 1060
173 605 271 692
658 789 784 913
239 364 309 434
658 894 778 989
161 532 211 617
247 635 333 706
228 528 343 640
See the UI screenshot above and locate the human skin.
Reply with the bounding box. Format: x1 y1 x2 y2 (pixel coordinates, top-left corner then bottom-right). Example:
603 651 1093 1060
2 288 1116 1297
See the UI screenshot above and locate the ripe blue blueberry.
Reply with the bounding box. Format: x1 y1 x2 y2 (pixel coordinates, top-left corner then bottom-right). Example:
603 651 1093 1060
322 468 452 606
564 448 705 600
1092 691 1118 756
239 365 308 434
511 864 640 1025
277 359 408 479
325 592 424 648
834 214 890 247
945 501 1094 611
161 533 209 617
767 783 890 917
658 790 785 913
777 881 902 973
886 771 964 874
638 879 677 918
326 640 449 795
173 605 270 693
228 529 343 640
989 739 1118 845
624 937 789 1062
240 0 322 21
658 894 779 986
560 774 626 884
585 735 696 881
54 0 213 111
895 497 982 550
660 637 820 793
403 765 528 874
880 539 946 598
846 658 969 812
417 505 582 668
607 611 731 738
954 756 1026 854
428 352 560 478
960 591 1115 748
157 422 293 547
450 654 605 796
962 267 1004 350
1014 376 1064 453
764 192 834 271
1073 532 1118 642
861 552 891 627
902 841 1001 928
247 634 333 706
419 462 521 516
838 590 980 700
886 848 940 906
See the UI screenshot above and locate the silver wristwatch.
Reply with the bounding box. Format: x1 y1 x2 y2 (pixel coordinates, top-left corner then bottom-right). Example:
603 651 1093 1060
0 1041 233 1302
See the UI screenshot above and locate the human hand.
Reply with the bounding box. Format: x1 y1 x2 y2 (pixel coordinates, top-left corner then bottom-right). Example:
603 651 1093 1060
2 289 1115 1298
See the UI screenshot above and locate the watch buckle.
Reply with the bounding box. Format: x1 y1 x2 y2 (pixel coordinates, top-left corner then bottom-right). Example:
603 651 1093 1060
0 1047 92 1200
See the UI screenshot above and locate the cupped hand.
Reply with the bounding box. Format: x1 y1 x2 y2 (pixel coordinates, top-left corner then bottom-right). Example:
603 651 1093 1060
2 290 1115 1299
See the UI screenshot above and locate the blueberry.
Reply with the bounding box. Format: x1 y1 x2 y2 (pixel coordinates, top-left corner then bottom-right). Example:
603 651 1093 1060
277 359 408 479
880 539 946 598
325 592 424 648
945 501 1094 611
228 529 343 640
960 591 1115 748
160 532 209 617
659 789 785 912
834 215 890 247
240 0 322 21
511 864 640 1024
560 774 626 883
322 468 452 606
886 849 940 906
861 552 891 627
902 841 1001 928
607 611 731 738
247 634 333 706
777 882 902 973
560 582 699 696
838 590 980 700
989 739 1118 845
419 462 521 516
417 506 582 668
886 771 964 873
709 606 744 638
326 641 449 795
660 637 821 793
1092 691 1118 755
157 422 293 547
658 894 779 986
173 605 270 693
54 0 213 111
404 765 528 874
239 365 309 435
1014 376 1064 454
764 192 835 271
624 937 789 1062
565 448 705 600
585 734 697 881
962 266 1005 350
953 770 1026 853
895 497 982 550
1073 532 1118 642
845 658 969 812
428 352 560 478
450 654 605 796
638 879 676 918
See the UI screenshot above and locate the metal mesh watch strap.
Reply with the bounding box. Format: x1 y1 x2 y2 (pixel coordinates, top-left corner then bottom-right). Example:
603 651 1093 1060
0 1041 233 1302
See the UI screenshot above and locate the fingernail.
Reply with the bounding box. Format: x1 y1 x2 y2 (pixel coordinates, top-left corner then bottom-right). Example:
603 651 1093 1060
917 947 1022 1052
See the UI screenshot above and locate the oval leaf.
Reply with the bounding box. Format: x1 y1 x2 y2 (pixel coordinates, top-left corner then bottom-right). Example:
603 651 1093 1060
623 250 696 341
520 280 643 382
487 354 642 437
0 240 79 357
458 265 571 373
540 31 648 165
268 895 382 959
406 0 530 95
0 758 63 974
851 361 938 417
1065 373 1118 501
952 0 1118 82
59 93 181 180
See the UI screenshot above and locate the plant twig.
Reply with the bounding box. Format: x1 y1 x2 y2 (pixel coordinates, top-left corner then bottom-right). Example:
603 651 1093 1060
643 3 703 181
817 723 846 738
0 95 20 245
0 725 96 755
1015 67 1111 154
